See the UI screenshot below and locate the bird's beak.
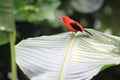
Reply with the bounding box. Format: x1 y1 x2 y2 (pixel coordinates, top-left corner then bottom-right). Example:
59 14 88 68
59 17 62 21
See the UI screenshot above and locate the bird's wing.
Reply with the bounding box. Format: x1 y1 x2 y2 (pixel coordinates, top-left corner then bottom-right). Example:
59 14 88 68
70 22 82 31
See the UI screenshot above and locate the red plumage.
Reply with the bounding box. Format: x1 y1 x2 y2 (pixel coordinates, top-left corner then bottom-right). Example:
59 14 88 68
61 16 84 32
61 16 92 35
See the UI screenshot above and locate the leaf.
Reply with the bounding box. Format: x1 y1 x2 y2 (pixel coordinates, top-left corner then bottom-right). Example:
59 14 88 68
14 0 61 22
100 64 116 71
0 31 9 45
0 0 15 31
0 0 15 45
15 29 120 80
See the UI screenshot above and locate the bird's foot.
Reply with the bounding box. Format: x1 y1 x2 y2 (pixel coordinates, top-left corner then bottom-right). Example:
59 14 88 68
68 32 76 37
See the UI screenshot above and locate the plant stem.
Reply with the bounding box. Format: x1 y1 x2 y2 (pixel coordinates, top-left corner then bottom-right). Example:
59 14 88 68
9 30 17 80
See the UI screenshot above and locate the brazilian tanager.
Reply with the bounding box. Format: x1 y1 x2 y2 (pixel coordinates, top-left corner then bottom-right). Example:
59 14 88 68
61 16 92 35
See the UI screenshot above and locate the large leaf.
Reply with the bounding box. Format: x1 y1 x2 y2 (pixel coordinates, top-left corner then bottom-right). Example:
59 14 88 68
15 29 120 80
0 0 15 45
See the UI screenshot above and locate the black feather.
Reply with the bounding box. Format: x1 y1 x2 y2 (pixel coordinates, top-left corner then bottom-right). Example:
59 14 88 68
70 22 82 31
70 22 92 35
84 30 92 35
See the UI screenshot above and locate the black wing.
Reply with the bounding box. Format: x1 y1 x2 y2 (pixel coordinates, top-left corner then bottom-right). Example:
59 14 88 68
84 30 93 36
70 22 92 35
70 22 82 32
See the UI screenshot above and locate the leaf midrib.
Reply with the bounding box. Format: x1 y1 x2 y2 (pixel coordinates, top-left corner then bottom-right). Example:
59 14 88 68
59 32 78 80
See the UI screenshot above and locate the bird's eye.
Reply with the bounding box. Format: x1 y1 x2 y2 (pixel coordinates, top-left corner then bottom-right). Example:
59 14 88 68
62 17 65 20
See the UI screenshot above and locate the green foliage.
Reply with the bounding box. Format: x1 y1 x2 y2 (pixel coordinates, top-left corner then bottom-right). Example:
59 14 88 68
13 0 120 35
0 31 9 45
0 0 15 45
14 0 61 22
100 64 116 71
0 0 17 80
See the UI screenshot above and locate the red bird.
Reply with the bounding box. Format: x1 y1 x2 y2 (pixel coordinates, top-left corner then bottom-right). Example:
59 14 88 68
61 16 92 35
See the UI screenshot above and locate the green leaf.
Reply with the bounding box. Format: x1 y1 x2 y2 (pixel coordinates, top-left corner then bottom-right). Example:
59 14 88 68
15 29 120 80
100 64 116 71
14 0 61 22
0 0 15 31
0 0 15 45
0 31 9 45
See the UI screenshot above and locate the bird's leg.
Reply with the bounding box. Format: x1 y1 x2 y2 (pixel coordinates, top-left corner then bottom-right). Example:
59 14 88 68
71 32 76 35
68 32 76 37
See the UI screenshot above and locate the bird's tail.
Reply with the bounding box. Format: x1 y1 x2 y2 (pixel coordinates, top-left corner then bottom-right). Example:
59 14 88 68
84 30 92 36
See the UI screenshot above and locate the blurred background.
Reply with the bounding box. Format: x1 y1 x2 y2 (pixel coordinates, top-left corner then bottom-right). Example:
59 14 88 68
0 0 120 80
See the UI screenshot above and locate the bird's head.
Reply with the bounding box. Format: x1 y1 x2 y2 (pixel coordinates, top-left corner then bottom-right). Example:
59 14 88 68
60 16 71 23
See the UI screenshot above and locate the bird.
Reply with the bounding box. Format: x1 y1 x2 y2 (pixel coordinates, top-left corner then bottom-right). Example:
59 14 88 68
61 16 92 35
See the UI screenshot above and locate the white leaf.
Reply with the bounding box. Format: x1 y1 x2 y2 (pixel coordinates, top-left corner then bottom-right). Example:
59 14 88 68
15 29 120 80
